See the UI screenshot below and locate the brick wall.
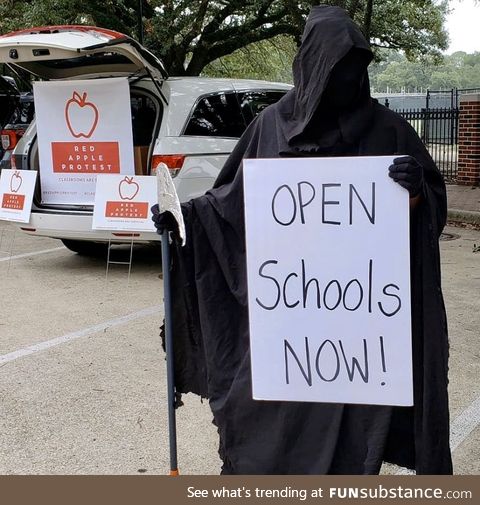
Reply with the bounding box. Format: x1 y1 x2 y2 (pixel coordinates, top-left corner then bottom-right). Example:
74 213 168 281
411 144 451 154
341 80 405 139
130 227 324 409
457 94 480 185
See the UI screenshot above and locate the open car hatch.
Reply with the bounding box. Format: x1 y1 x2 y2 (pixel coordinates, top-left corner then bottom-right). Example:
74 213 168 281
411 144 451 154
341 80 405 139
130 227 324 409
0 25 168 81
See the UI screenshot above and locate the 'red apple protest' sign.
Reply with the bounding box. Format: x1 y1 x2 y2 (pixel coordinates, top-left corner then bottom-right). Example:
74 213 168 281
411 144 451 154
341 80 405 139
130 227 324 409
0 169 37 223
92 174 157 232
51 142 121 174
34 78 135 205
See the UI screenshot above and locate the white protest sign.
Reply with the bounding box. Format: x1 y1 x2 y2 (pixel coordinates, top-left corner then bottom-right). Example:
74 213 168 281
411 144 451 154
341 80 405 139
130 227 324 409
243 156 412 406
34 78 134 205
92 174 156 232
0 169 37 223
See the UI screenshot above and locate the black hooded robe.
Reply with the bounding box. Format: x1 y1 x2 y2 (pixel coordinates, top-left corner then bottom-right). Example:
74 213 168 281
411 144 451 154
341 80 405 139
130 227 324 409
166 6 452 475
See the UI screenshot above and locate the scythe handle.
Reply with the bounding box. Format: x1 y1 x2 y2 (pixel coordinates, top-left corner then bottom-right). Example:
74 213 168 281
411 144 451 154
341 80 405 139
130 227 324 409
161 229 179 475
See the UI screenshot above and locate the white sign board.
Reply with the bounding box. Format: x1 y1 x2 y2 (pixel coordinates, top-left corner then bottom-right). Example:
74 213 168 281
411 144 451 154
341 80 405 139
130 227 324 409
0 169 37 223
34 78 134 205
92 174 156 232
243 156 412 406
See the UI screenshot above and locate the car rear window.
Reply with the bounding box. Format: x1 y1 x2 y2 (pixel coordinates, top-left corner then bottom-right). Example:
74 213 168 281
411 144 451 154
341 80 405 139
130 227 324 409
183 90 286 138
237 90 286 125
183 92 244 138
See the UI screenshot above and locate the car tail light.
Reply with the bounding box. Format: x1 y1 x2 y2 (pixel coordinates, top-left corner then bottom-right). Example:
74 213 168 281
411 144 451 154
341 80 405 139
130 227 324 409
1 129 24 150
151 154 186 178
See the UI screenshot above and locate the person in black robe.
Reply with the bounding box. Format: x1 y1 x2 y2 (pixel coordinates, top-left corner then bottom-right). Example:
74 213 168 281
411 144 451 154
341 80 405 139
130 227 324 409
152 5 452 475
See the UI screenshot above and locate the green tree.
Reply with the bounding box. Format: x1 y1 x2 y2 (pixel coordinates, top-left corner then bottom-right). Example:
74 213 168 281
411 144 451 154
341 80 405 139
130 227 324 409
0 0 450 76
202 36 296 82
368 0 448 61
0 0 141 33
369 50 480 92
372 57 432 92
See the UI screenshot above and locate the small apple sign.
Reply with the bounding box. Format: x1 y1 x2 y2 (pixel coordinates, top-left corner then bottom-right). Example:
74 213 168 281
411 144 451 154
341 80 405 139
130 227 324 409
0 169 37 223
10 171 23 193
119 176 140 200
65 91 99 139
93 174 156 231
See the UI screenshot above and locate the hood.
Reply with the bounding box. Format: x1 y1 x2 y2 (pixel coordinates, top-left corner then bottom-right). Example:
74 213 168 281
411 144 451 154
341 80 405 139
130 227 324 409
286 5 373 144
0 25 168 81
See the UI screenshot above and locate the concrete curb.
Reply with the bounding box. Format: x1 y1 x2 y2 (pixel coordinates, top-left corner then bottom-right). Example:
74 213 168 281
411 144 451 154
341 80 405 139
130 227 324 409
447 208 480 227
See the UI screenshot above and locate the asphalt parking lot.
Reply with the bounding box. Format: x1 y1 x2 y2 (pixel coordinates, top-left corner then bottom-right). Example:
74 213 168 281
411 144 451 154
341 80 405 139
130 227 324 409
0 221 479 475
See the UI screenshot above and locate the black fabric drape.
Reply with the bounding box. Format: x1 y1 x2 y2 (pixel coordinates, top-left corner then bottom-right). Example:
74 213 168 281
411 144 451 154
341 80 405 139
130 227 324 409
165 5 452 475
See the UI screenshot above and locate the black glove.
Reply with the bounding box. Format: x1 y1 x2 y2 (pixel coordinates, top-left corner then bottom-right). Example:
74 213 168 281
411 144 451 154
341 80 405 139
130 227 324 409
150 204 179 236
388 156 424 197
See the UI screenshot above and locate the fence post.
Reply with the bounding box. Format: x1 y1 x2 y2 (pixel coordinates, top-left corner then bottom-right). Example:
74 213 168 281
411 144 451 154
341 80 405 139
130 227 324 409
457 94 480 186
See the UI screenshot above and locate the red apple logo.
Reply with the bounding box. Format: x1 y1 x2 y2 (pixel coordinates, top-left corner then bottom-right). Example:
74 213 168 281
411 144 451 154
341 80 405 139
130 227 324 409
119 176 140 200
65 91 99 138
10 171 23 193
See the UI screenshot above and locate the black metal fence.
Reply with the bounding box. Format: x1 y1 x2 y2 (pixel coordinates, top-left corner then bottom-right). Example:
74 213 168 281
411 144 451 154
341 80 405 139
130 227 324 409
393 107 459 181
381 87 480 181
426 87 480 109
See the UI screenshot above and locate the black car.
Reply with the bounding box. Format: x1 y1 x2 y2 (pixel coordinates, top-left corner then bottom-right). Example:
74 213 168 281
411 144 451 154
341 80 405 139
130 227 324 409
0 86 34 171
0 75 20 160
0 75 19 123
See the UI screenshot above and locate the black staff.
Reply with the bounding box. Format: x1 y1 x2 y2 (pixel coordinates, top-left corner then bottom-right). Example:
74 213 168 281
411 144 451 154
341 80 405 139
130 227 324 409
161 228 178 476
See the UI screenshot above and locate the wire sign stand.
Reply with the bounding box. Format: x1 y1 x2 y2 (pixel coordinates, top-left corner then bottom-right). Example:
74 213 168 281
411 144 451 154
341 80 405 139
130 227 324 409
104 238 135 287
0 226 17 273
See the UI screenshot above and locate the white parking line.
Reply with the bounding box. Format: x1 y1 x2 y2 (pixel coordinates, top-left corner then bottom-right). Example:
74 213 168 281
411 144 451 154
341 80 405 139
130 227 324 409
451 396 480 452
395 395 480 474
3 295 478 465
0 247 65 262
0 305 162 366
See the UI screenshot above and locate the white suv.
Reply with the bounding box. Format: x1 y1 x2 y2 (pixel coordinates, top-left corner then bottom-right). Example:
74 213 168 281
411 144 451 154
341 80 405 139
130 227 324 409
0 26 291 253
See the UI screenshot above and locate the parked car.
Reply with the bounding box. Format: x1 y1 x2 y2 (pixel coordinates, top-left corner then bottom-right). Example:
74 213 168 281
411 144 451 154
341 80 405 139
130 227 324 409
0 75 20 161
0 91 34 171
0 25 291 254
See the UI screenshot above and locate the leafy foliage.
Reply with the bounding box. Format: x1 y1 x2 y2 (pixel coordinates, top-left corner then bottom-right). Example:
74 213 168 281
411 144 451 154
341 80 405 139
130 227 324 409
0 0 450 76
203 36 296 82
369 50 480 92
369 0 448 61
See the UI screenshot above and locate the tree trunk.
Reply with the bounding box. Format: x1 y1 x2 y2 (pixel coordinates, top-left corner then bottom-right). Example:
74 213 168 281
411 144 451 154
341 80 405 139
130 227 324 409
363 0 374 41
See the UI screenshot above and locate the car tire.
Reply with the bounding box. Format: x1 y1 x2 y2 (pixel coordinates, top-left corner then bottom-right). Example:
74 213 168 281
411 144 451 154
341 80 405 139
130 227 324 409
61 239 108 257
